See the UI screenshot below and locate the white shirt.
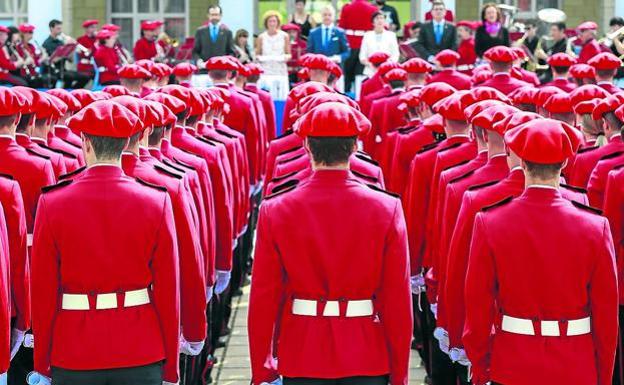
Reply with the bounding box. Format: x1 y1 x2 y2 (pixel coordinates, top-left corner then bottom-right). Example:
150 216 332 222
359 29 400 76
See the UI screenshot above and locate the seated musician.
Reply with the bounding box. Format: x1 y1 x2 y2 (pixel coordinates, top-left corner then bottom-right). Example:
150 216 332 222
93 29 121 86
17 23 48 88
42 19 90 89
0 26 28 86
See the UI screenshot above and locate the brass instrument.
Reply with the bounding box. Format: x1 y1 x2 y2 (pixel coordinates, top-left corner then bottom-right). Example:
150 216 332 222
157 32 180 61
115 45 129 65
7 42 37 80
599 26 624 47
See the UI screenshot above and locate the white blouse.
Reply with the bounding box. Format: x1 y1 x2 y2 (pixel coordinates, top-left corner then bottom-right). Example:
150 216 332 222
359 30 400 76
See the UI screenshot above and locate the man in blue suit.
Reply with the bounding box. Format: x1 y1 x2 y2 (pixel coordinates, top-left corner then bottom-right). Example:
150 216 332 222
307 5 351 65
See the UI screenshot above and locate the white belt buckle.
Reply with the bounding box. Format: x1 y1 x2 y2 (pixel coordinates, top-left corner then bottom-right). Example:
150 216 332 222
346 300 374 317
62 294 89 310
567 317 591 336
501 315 535 335
124 288 150 307
322 301 339 317
292 299 317 316
27 233 33 247
541 320 560 336
96 293 117 310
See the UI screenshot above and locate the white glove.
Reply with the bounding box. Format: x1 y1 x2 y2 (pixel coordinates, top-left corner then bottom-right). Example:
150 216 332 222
23 333 34 348
163 382 178 385
430 302 438 319
10 328 25 359
26 372 51 385
0 372 7 385
196 59 205 69
433 327 450 354
260 378 282 385
449 347 471 366
179 335 204 356
410 274 426 295
206 286 214 303
330 55 341 63
215 270 231 294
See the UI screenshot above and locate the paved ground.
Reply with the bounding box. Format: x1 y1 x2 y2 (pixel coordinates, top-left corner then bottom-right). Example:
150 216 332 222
214 286 427 385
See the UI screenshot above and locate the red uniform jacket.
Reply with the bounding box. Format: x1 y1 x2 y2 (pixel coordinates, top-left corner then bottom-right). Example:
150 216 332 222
15 134 66 179
587 151 624 208
579 38 603 64
597 81 622 94
457 38 476 68
427 69 472 90
0 202 10 374
360 85 392 117
265 132 303 185
388 122 435 194
543 77 577 92
133 37 158 61
0 136 55 233
604 167 624 302
245 84 277 142
570 135 624 188
31 165 180 381
480 73 531 95
237 88 267 176
0 46 17 81
47 132 85 169
338 0 377 50
52 125 82 148
0 175 29 332
367 89 406 156
464 186 618 385
93 45 120 84
76 34 96 73
31 136 80 174
360 73 384 102
248 170 412 384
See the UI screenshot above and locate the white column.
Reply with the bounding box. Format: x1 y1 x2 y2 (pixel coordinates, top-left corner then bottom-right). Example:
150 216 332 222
220 0 254 36
29 0 63 43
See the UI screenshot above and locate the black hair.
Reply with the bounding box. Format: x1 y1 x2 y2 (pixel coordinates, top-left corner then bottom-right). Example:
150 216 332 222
186 114 200 126
209 69 229 81
525 19 537 28
16 113 32 133
389 79 405 89
411 22 422 31
552 22 566 31
0 115 16 128
148 126 165 146
552 65 570 75
610 17 624 27
597 69 617 79
49 19 62 29
307 136 357 166
175 110 188 123
208 5 222 14
83 133 127 160
127 131 142 148
524 160 564 179
295 0 306 3
371 11 384 22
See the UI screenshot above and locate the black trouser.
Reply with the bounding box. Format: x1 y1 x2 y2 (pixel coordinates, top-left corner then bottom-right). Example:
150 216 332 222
613 306 624 385
283 375 389 385
426 313 458 385
58 70 91 89
8 317 32 385
343 48 363 93
413 293 431 376
0 73 27 87
51 362 162 385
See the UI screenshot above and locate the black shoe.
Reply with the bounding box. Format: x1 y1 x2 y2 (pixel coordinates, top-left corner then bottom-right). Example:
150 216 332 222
220 326 231 337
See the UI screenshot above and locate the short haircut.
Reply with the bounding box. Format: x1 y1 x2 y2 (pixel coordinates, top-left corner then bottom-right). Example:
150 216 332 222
389 79 405 89
209 69 229 81
120 78 143 88
295 0 306 3
247 74 260 83
84 133 127 160
175 110 188 123
431 1 446 10
186 114 200 126
603 112 623 132
307 136 356 166
411 22 422 30
472 125 486 142
524 160 564 179
552 22 566 31
16 113 32 133
371 11 384 22
610 17 624 27
408 73 427 83
552 65 570 75
491 61 512 73
597 69 617 79
517 103 537 112
148 126 165 146
0 115 16 128
525 19 537 28
127 131 142 148
321 5 335 15
580 113 603 135
208 5 222 14
49 19 62 29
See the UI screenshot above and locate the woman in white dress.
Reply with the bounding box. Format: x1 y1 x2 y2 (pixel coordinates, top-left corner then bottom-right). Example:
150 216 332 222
255 11 292 98
359 11 400 77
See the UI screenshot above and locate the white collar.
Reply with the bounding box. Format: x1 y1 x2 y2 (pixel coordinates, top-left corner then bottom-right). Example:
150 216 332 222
89 163 121 169
322 24 335 29
511 165 523 172
527 184 558 190
597 81 613 86
489 152 507 159
0 134 13 139
448 134 470 139
433 20 445 26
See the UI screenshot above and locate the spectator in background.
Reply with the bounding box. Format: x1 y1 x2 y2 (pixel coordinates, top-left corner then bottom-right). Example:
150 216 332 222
414 1 457 62
456 20 477 70
339 0 378 92
283 23 307 84
307 5 350 65
607 17 624 84
401 21 422 59
233 29 254 64
288 0 315 40
256 11 291 77
475 3 510 58
376 0 400 32
192 5 234 64
425 0 455 22
359 11 399 76
515 19 538 58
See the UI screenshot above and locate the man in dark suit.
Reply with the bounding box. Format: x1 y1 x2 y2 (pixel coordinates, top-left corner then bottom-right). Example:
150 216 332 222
193 5 234 64
307 5 350 65
414 1 457 62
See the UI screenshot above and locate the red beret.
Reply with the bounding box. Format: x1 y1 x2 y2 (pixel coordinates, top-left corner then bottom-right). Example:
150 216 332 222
111 95 160 128
505 118 582 163
464 99 506 122
44 93 68 119
435 49 460 66
456 20 477 30
433 91 471 121
0 26 9 34
37 93 66 120
144 92 187 115
188 87 207 116
574 98 601 115
294 102 371 138
588 52 621 70
592 95 623 120
158 84 193 109
172 62 197 77
304 54 333 71
423 114 445 134
492 111 541 134
543 93 573 114
281 23 301 32
509 86 539 106
577 21 598 31
82 19 99 28
461 86 509 107
397 89 422 112
569 64 595 79
613 104 624 123
0 88 26 116
152 63 172 78
547 53 577 67
135 59 155 73
383 68 407 82
245 63 264 76
67 100 142 138
205 56 238 71
18 24 34 33
101 24 121 32
11 86 41 114
118 64 152 79
377 61 401 78
484 45 517 63
511 47 527 60
47 89 81 112
103 85 131 97
402 58 433 74
569 84 610 106
289 82 334 105
471 67 493 85
297 67 310 81
94 91 112 100
535 86 565 107
420 82 457 107
142 99 177 127
471 104 520 133
96 29 114 40
140 20 163 31
296 92 359 120
298 53 315 66
369 52 391 65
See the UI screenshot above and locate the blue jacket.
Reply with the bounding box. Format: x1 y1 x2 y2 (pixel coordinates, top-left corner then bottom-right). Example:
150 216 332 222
306 25 351 63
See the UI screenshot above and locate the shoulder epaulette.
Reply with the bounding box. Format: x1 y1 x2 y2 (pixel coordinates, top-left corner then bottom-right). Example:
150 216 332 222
448 169 475 184
264 180 298 200
154 164 183 179
399 125 420 134
560 183 587 194
355 154 379 166
578 145 598 154
438 142 465 153
613 163 624 171
169 158 196 171
599 150 624 161
571 200 602 215
417 142 439 154
278 153 305 165
135 177 167 192
271 169 303 184
277 130 294 139
203 135 225 145
443 159 470 172
196 136 217 146
38 143 77 159
481 196 514 212
59 166 86 181
214 129 237 139
366 183 400 198
161 159 186 173
271 178 299 194
356 150 372 158
60 138 82 150
361 76 371 84
26 148 50 160
278 145 303 157
468 179 500 191
41 179 73 193
0 173 13 180
351 169 378 183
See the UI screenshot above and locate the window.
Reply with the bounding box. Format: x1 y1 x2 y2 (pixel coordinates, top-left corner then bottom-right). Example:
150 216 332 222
0 0 27 26
108 0 188 51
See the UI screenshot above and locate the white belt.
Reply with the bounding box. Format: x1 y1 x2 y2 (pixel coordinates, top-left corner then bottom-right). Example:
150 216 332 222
61 288 150 310
27 233 33 247
292 298 373 317
501 315 591 337
456 64 475 71
345 29 366 37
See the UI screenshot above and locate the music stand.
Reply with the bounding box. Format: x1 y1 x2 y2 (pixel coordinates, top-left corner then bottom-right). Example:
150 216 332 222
49 43 77 88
